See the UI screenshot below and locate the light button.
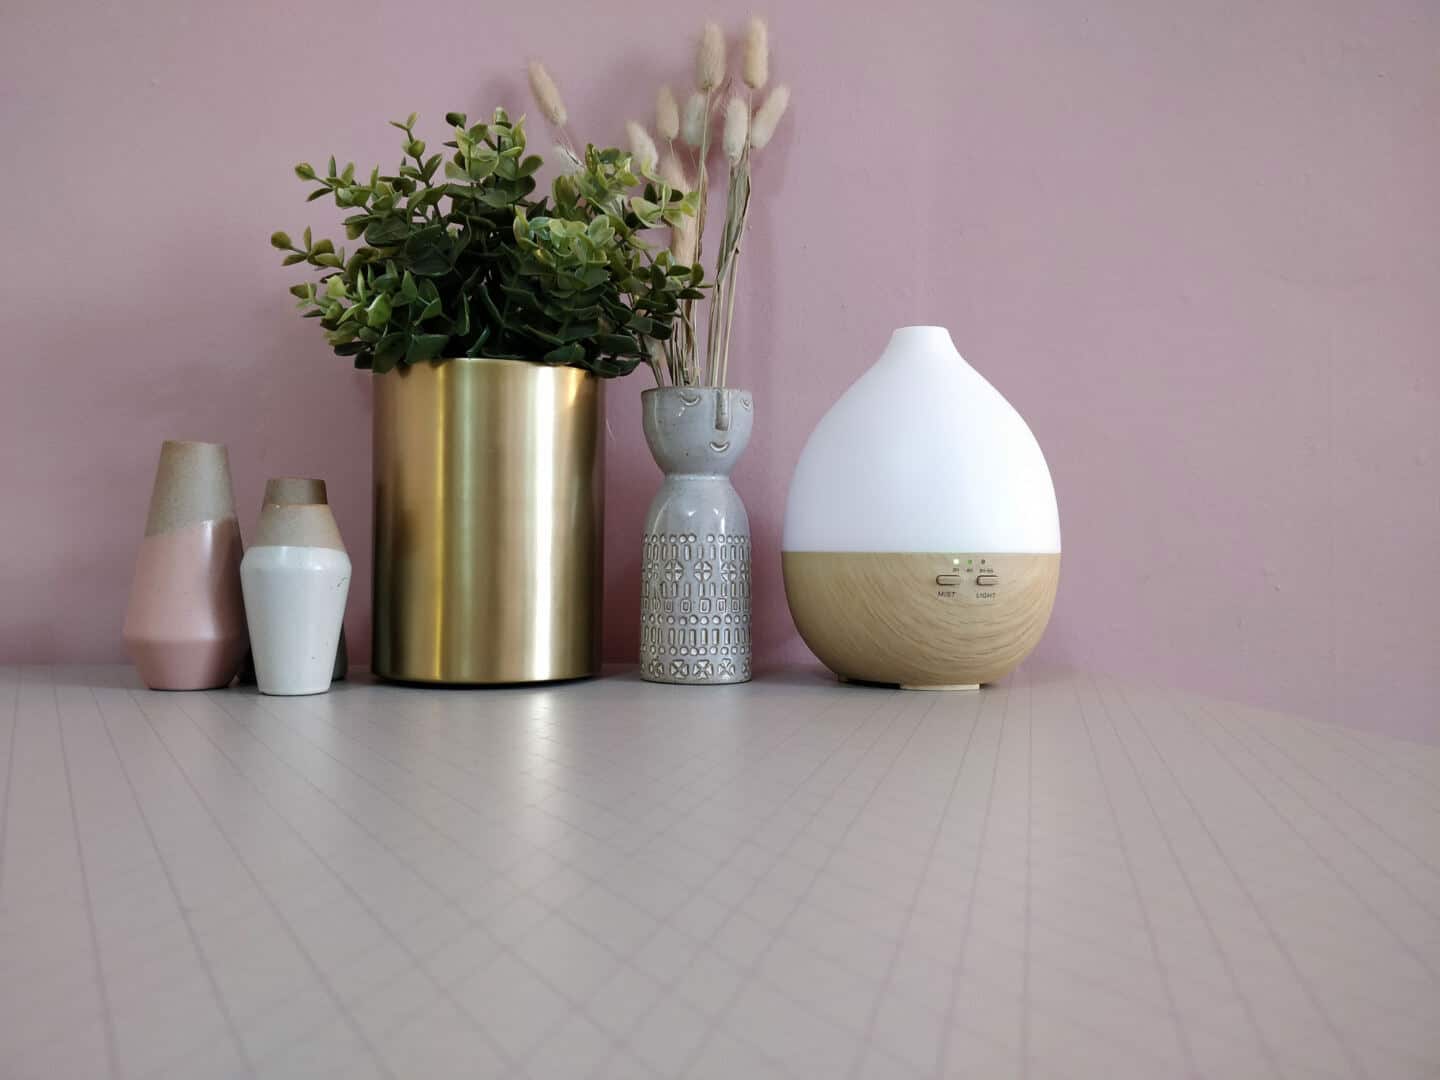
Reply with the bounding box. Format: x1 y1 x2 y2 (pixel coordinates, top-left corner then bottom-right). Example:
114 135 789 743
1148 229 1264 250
975 573 999 586
936 574 961 587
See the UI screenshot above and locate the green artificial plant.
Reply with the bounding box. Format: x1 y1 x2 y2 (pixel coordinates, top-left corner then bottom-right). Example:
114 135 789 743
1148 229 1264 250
271 109 703 377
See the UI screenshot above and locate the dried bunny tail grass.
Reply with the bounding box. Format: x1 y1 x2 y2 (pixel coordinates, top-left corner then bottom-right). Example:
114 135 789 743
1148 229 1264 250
656 85 680 141
749 84 789 149
526 60 567 127
696 21 726 91
743 16 769 90
626 121 659 174
659 151 689 192
681 92 707 147
722 96 749 165
553 143 584 174
671 213 698 266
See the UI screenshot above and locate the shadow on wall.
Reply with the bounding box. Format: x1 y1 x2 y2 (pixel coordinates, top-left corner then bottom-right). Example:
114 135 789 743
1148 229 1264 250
0 236 374 665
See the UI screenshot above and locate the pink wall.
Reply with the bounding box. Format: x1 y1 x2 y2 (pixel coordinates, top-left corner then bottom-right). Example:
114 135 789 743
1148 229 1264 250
3 0 1437 739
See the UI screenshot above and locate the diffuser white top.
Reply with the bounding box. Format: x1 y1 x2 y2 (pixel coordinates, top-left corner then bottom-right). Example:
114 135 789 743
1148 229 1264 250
783 326 1061 554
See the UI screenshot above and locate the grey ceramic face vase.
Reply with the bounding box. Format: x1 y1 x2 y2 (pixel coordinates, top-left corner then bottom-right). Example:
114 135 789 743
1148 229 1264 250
640 388 754 684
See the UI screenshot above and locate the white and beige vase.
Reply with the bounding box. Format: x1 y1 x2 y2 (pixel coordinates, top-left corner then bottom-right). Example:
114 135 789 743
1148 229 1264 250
237 477 347 682
123 440 248 690
639 387 753 685
240 501 351 696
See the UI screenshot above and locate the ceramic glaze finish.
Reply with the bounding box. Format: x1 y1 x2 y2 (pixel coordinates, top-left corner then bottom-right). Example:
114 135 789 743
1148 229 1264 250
640 388 754 685
783 326 1060 555
122 519 247 690
248 476 347 681
241 546 351 696
241 502 350 696
123 440 247 690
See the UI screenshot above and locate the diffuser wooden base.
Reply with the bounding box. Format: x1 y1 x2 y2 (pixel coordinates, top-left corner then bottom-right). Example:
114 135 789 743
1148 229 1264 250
782 552 1060 689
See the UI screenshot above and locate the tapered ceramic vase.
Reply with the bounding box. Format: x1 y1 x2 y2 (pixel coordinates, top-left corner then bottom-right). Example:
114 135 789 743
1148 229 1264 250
639 388 753 685
237 478 347 682
123 440 248 690
241 503 351 696
782 326 1061 689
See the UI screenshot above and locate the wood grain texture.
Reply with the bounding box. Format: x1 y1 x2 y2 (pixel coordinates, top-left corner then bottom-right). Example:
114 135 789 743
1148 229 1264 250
782 552 1061 687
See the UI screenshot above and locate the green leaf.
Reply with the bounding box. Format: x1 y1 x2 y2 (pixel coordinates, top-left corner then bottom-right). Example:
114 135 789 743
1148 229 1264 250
270 231 293 249
365 295 392 328
294 163 316 180
543 343 585 365
405 333 449 363
399 271 419 304
364 217 410 245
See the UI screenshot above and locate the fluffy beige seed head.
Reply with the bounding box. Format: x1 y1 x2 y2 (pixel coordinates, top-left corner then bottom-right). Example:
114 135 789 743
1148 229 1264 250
743 16 769 89
681 92 707 147
659 151 688 192
626 120 659 174
749 84 789 149
656 85 680 141
723 96 749 165
553 143 584 175
696 21 725 91
527 60 567 127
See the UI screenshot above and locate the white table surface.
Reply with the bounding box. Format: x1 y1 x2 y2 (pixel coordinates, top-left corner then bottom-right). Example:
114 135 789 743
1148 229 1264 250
1 664 1436 1079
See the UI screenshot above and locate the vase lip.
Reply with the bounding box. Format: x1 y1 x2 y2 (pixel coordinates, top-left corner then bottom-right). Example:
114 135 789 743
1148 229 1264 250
887 325 955 347
641 385 751 397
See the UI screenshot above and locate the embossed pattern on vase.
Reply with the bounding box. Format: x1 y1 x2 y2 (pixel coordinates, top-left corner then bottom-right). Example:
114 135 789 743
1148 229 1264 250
641 531 752 682
639 387 753 685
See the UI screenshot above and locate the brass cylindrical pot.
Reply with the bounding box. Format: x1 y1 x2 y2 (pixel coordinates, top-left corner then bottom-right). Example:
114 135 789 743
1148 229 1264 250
372 357 603 683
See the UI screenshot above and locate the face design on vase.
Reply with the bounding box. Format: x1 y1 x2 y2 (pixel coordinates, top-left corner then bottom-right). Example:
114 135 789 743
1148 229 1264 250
646 388 754 475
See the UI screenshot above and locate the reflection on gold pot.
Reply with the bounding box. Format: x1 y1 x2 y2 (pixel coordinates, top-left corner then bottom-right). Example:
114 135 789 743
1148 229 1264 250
372 357 602 683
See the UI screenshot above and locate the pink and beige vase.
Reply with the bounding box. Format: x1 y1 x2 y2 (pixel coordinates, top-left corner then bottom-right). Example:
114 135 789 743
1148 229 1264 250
122 440 248 690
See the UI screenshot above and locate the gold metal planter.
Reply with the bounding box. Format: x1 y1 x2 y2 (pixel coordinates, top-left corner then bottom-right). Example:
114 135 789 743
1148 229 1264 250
372 358 602 683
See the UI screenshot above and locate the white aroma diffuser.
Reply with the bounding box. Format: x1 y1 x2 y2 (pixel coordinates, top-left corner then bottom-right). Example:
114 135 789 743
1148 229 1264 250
782 326 1060 689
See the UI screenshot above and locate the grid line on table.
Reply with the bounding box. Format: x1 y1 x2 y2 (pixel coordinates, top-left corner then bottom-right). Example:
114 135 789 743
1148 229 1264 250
4 666 1438 1080
206 684 635 1066
70 682 255 1077
555 683 930 1077
1284 716 1440 823
0 666 19 911
1110 675 1371 1078
1219 700 1440 891
1065 669 1200 1073
644 684 966 1076
823 676 990 1079
209 677 877 1078
577 683 916 1079
50 671 126 1080
1188 693 1440 981
114 687 402 1080
1080 671 1283 1077
162 689 524 1074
